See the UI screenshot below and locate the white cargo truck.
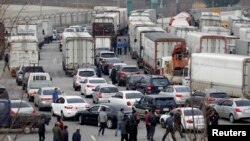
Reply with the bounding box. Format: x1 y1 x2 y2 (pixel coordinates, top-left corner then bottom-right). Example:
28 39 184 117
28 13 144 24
190 53 250 98
201 26 230 36
232 23 250 37
62 32 94 76
94 13 118 36
17 21 44 49
128 15 151 24
9 36 39 77
94 36 112 50
168 25 198 40
228 15 250 35
130 9 156 23
199 12 221 29
132 26 165 63
239 27 250 40
235 39 250 56
186 32 227 54
41 20 53 43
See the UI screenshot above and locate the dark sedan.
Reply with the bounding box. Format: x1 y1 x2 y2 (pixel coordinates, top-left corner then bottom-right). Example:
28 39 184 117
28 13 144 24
126 74 145 90
75 103 132 129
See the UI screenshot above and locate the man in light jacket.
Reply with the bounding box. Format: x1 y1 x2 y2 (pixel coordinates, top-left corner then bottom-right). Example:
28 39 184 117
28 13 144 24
98 107 108 136
115 108 124 136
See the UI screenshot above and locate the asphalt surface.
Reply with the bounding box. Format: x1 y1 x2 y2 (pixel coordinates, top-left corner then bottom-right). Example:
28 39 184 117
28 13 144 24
0 41 250 141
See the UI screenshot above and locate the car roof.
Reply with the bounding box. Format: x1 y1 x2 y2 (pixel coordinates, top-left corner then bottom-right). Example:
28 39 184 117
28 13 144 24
78 68 95 71
97 103 132 109
230 98 250 101
113 63 127 66
87 77 105 80
0 84 6 89
40 87 60 90
145 75 167 78
145 94 174 98
121 65 138 68
203 89 227 93
62 95 83 99
98 84 117 88
10 99 29 103
119 90 142 94
100 51 114 54
171 85 188 88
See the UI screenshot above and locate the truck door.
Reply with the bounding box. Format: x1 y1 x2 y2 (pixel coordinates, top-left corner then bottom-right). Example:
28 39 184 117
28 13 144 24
0 100 11 127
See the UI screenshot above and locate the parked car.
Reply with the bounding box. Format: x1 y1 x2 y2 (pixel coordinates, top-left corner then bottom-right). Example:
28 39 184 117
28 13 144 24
10 99 36 114
126 74 145 90
0 84 9 99
80 77 107 97
110 91 144 107
213 98 250 123
34 87 64 110
95 51 116 67
92 84 119 104
159 85 190 106
133 95 176 119
159 107 205 131
136 75 170 94
73 68 97 91
116 65 140 86
51 96 90 119
109 63 127 78
100 58 123 75
75 103 132 129
191 89 229 109
95 48 110 57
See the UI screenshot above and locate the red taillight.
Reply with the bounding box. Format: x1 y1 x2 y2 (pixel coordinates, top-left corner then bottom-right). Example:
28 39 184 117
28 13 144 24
235 107 242 112
98 92 103 98
41 98 51 101
186 119 193 123
207 97 215 101
147 85 152 90
127 101 131 106
119 72 125 77
176 93 183 97
85 104 90 108
87 85 94 88
64 105 73 109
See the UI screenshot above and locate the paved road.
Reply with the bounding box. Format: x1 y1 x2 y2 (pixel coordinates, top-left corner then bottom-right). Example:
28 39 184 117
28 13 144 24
0 41 249 141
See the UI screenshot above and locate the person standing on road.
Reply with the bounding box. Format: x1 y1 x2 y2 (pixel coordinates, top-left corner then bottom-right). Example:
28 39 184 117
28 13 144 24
208 108 219 126
145 109 151 140
148 109 157 141
96 66 102 78
53 122 61 141
123 39 128 55
128 111 140 141
61 125 69 141
52 88 59 103
110 66 117 84
3 52 10 72
162 113 176 141
38 116 46 141
98 107 108 136
121 117 129 141
57 116 64 130
72 128 81 141
174 109 185 138
117 39 122 55
115 108 124 136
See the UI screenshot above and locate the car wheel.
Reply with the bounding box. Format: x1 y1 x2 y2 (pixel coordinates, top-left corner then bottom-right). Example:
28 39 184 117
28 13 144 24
229 114 235 123
51 108 55 116
79 115 85 125
106 118 113 129
160 119 166 128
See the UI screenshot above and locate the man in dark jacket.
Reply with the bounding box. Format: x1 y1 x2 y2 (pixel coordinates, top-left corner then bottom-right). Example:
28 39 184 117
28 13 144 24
61 125 69 141
162 113 176 141
3 53 10 72
174 109 184 138
148 109 157 141
110 66 117 84
96 66 102 78
128 112 139 141
120 117 129 141
72 128 81 141
38 116 46 141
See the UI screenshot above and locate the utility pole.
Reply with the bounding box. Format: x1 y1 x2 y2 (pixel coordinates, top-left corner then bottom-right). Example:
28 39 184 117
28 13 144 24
39 0 42 16
176 0 179 15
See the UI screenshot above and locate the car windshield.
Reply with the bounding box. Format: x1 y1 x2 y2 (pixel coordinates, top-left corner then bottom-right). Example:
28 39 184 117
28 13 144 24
175 87 189 92
210 93 228 98
79 71 94 77
89 80 106 83
106 59 122 64
11 102 31 108
235 100 250 106
131 76 143 82
100 87 118 93
126 93 143 99
67 98 85 103
152 78 169 86
24 67 44 73
43 89 62 95
155 98 175 106
101 53 115 58
122 67 139 72
184 109 203 116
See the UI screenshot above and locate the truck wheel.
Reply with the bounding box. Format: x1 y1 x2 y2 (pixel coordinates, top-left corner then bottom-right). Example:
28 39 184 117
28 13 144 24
229 114 235 123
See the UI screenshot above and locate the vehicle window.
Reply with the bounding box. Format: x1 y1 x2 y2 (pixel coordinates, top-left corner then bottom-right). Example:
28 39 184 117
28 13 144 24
152 78 169 86
57 98 65 103
43 90 62 95
101 53 115 58
122 67 139 72
0 103 6 110
235 100 250 106
114 92 123 99
89 80 106 84
126 93 143 99
24 67 44 73
11 102 31 108
106 59 122 64
168 87 174 93
141 77 147 84
210 93 228 98
79 71 94 77
100 87 118 93
67 98 85 103
100 106 111 112
155 98 175 106
33 75 47 80
90 106 100 112
184 109 203 116
131 76 143 82
175 87 190 92
37 89 41 95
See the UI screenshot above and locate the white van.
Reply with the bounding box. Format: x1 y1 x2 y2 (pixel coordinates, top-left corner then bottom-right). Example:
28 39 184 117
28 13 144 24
27 72 52 102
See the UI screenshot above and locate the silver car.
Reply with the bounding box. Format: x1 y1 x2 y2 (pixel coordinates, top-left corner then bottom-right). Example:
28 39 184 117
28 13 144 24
159 85 190 106
214 98 250 123
34 87 63 110
11 99 36 114
73 68 97 91
92 84 118 104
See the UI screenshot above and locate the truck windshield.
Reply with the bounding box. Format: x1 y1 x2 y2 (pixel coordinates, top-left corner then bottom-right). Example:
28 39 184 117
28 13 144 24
101 53 115 58
173 68 188 77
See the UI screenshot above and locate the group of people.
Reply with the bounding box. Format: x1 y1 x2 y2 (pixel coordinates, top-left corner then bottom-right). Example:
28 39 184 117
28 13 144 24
115 38 129 55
